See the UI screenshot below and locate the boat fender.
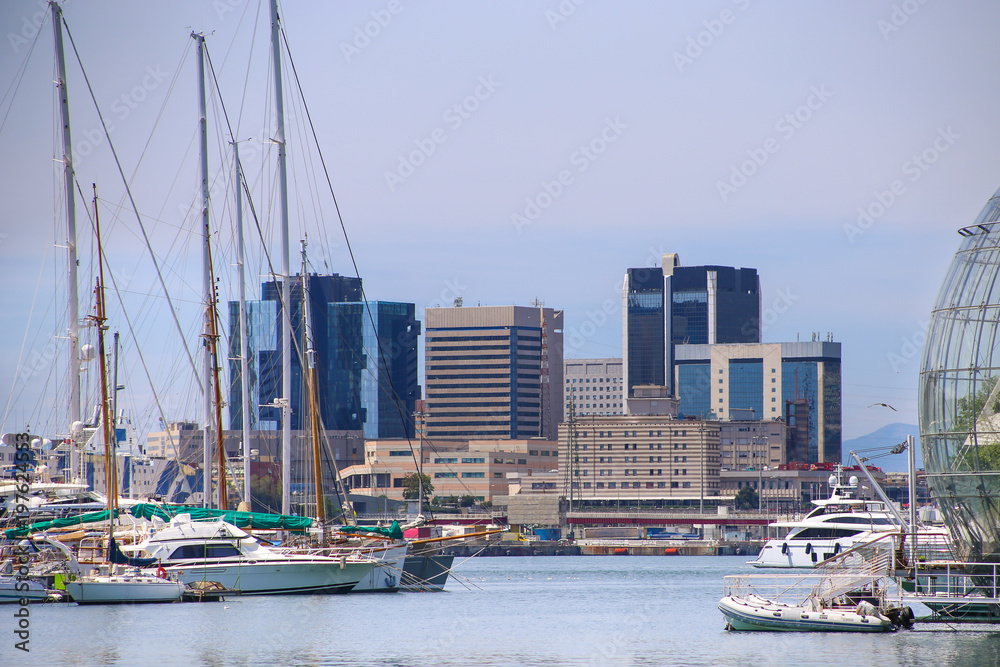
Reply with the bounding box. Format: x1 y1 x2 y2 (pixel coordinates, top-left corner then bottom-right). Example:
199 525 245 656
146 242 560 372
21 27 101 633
156 566 167 579
900 606 914 629
340 555 347 570
804 543 812 555
781 543 788 555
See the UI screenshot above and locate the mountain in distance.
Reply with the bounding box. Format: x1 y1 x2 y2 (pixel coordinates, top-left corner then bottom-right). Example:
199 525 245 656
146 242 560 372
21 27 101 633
841 423 921 473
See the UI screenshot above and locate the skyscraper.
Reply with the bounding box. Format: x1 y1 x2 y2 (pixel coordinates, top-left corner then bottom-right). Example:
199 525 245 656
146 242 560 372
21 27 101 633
622 254 761 397
228 274 420 438
424 305 563 440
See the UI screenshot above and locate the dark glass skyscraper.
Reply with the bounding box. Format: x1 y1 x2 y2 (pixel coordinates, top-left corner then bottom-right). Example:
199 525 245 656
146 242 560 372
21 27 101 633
228 274 420 439
623 254 761 397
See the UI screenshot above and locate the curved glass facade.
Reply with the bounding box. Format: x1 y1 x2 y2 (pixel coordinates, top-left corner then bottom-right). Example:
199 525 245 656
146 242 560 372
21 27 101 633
920 186 1000 562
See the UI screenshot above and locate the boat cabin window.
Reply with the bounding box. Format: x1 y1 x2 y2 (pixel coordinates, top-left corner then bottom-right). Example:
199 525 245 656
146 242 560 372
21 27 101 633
792 527 865 539
826 516 894 526
169 544 241 560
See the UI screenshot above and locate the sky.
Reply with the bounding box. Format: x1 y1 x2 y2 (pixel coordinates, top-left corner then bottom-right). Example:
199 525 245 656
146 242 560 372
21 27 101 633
1 0 999 449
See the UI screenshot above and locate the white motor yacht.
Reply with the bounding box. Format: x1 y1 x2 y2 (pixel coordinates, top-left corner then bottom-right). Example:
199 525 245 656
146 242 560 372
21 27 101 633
748 470 949 568
133 514 376 595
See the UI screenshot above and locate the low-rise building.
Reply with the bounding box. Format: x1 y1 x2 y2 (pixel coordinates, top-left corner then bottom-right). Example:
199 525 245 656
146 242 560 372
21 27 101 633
338 437 560 503
564 358 624 418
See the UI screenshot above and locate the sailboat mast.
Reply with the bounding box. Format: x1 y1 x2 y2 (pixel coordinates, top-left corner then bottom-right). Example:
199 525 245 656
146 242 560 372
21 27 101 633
51 2 81 444
301 240 325 529
270 0 293 516
194 31 213 509
234 140 252 507
92 186 114 529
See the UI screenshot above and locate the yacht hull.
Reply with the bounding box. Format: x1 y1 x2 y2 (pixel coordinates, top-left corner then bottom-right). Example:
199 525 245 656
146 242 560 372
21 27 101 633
400 554 455 591
165 559 374 595
65 576 185 604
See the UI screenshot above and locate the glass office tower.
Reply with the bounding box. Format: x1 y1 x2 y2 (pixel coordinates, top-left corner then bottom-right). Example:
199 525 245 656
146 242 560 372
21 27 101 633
920 185 1000 562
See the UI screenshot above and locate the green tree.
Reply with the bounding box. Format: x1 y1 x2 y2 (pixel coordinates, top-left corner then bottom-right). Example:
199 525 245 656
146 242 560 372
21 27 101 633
401 473 433 506
734 485 758 511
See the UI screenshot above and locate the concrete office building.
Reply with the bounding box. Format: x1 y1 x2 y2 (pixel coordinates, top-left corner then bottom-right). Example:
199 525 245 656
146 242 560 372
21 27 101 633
560 386 722 501
674 341 841 464
424 305 563 440
622 254 760 397
718 413 786 471
564 358 624 419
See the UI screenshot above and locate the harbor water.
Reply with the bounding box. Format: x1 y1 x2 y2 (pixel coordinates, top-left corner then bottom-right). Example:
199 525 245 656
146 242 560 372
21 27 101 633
6 556 1000 666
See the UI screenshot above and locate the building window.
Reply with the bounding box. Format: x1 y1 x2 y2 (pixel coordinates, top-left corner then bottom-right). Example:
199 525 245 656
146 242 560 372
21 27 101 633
462 472 485 478
434 472 458 478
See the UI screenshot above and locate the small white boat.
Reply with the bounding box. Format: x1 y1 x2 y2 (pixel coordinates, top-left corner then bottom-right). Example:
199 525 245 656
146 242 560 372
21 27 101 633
64 571 184 605
0 576 49 603
719 594 893 632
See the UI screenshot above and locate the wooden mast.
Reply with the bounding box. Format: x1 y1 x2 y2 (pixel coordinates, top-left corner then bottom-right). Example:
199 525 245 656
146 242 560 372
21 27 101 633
301 240 325 533
91 185 115 548
206 238 228 511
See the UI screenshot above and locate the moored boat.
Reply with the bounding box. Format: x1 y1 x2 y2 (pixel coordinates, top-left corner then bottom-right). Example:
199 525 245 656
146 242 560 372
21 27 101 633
64 570 185 605
718 594 893 632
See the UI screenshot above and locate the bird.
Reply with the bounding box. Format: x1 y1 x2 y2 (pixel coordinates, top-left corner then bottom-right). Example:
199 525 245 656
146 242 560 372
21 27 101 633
868 403 897 411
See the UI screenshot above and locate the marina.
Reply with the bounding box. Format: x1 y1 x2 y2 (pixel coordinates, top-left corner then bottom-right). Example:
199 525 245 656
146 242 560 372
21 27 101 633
3 1 1000 665
8 556 1000 667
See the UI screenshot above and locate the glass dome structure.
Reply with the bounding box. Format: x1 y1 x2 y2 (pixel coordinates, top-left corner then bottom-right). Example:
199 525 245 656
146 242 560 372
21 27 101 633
920 186 1000 562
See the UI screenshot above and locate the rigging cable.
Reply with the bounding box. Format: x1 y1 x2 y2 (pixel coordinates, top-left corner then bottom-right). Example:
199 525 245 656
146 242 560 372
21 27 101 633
60 14 204 396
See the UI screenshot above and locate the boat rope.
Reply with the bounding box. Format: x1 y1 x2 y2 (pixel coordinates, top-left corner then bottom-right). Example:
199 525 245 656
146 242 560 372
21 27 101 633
0 12 45 137
60 15 204 396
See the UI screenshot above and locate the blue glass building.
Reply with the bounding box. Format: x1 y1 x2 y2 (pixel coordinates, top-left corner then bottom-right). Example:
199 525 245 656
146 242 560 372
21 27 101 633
228 274 420 439
674 342 841 463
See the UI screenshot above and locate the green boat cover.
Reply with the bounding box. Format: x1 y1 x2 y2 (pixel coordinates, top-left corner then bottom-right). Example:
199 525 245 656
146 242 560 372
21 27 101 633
4 509 116 539
126 504 313 531
339 521 403 540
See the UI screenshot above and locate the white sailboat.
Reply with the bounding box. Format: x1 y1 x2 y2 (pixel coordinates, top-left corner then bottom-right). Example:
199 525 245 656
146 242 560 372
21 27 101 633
61 183 183 605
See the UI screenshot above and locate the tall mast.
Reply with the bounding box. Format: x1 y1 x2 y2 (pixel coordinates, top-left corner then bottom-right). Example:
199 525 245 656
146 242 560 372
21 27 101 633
92 186 114 533
234 140 252 507
270 0 292 515
301 240 325 531
194 32 212 508
51 3 81 433
207 246 228 512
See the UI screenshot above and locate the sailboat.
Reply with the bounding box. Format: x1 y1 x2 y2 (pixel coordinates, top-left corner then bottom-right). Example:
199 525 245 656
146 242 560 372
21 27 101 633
62 184 184 605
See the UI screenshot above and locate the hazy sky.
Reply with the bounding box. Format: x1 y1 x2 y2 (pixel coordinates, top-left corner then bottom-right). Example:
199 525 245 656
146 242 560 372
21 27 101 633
2 0 999 451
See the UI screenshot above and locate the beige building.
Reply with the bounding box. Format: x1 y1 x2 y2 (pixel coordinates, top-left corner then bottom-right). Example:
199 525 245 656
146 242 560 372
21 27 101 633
564 358 624 419
424 305 564 441
338 437 559 503
560 388 722 501
718 417 786 471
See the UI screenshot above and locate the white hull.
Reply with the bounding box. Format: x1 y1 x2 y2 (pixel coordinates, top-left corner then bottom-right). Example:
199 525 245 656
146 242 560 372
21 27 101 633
719 595 892 632
0 577 48 603
166 559 374 595
65 575 184 604
749 536 871 568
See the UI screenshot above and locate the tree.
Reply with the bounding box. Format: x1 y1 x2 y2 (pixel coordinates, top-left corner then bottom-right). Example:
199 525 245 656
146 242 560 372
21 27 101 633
401 473 433 506
734 485 758 511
